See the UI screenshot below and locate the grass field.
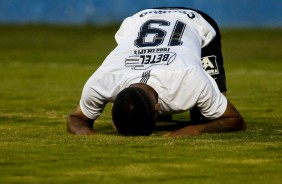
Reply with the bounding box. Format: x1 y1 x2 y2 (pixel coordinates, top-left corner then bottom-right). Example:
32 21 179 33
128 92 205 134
0 25 281 184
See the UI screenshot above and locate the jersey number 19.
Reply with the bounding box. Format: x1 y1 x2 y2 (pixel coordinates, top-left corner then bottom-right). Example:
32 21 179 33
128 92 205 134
135 19 186 48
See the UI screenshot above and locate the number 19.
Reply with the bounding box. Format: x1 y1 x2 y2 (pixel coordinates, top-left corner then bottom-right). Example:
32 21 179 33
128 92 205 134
135 19 186 48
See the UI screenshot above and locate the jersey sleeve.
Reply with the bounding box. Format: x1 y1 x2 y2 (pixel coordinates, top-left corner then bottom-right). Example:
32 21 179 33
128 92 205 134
80 88 106 120
195 70 228 119
79 77 108 120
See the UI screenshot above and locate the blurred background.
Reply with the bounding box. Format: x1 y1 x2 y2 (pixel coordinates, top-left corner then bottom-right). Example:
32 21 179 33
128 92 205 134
0 2 281 182
0 0 281 28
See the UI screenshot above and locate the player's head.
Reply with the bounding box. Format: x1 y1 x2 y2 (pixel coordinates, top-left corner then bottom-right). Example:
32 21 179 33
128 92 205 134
112 85 158 136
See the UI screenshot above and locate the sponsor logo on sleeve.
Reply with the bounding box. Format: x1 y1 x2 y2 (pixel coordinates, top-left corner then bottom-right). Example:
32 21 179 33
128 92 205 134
201 55 219 75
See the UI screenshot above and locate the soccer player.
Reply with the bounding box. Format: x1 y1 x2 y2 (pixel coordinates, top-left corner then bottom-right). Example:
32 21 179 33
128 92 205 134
67 7 246 136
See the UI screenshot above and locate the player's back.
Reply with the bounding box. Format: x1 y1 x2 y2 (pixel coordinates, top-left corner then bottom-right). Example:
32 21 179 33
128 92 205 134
115 8 215 53
100 8 216 72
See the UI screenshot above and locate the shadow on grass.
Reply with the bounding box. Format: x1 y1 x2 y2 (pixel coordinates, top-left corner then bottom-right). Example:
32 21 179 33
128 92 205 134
154 120 191 131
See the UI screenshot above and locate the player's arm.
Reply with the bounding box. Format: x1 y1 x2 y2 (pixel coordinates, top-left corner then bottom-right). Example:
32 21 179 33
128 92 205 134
165 100 246 136
67 105 95 135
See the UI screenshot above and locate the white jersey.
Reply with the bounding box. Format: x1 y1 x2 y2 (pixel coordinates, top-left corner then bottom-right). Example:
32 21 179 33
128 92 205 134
80 8 227 120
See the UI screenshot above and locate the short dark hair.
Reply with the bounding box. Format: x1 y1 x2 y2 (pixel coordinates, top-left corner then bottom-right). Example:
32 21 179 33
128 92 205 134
112 87 156 136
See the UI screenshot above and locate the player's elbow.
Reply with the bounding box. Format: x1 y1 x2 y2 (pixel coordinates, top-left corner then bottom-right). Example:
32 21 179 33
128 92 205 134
66 115 75 134
233 115 246 132
66 114 81 134
224 101 246 132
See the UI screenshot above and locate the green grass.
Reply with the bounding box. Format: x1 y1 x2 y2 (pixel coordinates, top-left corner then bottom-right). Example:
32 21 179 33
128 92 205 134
0 25 281 184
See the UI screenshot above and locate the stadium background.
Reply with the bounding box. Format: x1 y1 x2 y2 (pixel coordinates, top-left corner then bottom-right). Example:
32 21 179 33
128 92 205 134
0 0 281 28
